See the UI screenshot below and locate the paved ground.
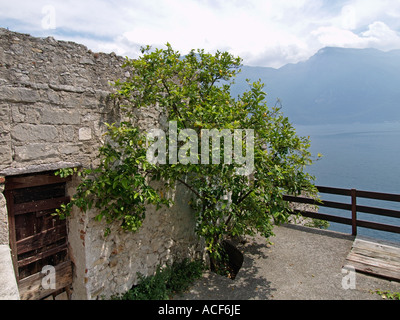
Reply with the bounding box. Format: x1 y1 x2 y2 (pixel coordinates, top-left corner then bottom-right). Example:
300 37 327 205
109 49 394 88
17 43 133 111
175 224 400 300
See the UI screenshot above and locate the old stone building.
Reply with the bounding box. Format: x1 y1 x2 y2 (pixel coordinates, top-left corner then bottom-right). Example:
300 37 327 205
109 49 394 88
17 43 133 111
0 28 204 300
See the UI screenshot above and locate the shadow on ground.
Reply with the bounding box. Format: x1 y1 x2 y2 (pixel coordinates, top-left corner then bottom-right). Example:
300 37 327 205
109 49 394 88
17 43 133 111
174 236 277 300
175 224 400 300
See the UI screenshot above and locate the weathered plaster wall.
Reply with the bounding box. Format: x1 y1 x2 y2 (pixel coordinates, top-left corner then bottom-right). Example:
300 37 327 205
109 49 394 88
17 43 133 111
0 28 204 299
68 180 204 299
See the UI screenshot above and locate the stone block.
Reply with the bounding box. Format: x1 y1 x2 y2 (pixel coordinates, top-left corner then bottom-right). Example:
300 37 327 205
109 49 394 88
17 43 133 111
60 126 76 142
47 90 61 104
59 144 80 155
0 86 39 103
0 144 12 166
11 124 58 142
40 107 81 125
79 57 95 65
49 83 85 93
14 143 59 161
23 107 41 124
10 106 25 123
79 127 92 141
0 105 10 134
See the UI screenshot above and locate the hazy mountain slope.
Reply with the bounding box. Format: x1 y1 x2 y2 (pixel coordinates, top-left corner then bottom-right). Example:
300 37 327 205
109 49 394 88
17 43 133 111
231 47 400 125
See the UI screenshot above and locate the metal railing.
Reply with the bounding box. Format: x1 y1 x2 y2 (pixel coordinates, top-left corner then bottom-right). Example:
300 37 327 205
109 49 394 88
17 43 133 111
284 186 400 236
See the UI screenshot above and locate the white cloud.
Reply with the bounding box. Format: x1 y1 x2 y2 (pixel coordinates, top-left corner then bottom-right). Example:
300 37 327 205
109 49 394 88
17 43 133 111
341 5 358 30
312 26 365 48
362 21 400 49
312 21 400 51
1 0 400 67
117 0 324 67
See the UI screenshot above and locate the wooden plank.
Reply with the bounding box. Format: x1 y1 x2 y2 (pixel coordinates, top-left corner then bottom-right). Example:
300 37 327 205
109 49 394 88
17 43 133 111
357 219 400 234
316 186 352 196
283 195 314 204
14 212 36 241
353 238 400 256
4 190 19 281
13 196 70 216
284 195 351 211
356 204 400 218
319 199 351 211
345 259 400 282
346 252 400 273
293 209 353 225
5 173 71 190
351 241 400 262
16 224 67 254
346 251 400 271
345 237 400 282
356 190 400 202
350 247 400 265
18 261 72 300
351 189 357 236
18 243 68 267
13 183 66 204
346 252 400 280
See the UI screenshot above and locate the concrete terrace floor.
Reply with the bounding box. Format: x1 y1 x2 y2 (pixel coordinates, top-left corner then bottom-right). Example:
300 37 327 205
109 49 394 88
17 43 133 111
175 224 400 300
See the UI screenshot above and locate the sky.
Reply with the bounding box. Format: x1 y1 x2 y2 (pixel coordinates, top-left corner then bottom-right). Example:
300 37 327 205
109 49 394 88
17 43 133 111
1 0 400 68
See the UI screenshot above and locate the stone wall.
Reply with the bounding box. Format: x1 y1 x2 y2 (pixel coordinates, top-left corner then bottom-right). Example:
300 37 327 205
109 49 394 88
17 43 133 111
0 28 124 171
0 28 204 299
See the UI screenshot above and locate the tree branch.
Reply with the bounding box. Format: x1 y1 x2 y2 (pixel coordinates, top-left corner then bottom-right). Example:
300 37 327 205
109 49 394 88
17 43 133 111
177 178 201 199
236 188 254 205
161 78 187 128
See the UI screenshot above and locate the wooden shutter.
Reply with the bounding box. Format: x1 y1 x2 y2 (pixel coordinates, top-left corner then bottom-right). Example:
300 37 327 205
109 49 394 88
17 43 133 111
4 171 73 300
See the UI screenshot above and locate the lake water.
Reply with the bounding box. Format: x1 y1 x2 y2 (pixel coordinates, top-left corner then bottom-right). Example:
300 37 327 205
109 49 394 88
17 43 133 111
295 122 400 243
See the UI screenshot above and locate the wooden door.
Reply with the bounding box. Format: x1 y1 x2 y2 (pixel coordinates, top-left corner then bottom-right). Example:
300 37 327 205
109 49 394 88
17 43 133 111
4 171 73 300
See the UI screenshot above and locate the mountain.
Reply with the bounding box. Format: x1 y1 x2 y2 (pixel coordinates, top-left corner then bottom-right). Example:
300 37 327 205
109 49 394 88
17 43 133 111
231 47 400 125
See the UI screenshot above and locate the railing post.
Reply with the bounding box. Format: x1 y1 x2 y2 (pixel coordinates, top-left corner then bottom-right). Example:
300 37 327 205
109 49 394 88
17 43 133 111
351 189 357 236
